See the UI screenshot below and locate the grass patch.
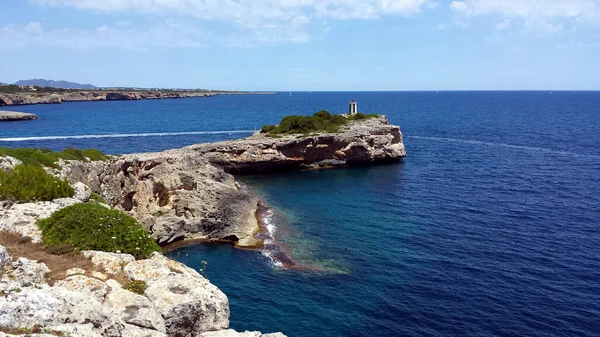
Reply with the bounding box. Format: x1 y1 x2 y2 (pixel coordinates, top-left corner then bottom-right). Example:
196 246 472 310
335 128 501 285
123 280 147 295
37 203 161 259
89 192 108 204
0 147 108 169
0 164 74 202
261 110 379 135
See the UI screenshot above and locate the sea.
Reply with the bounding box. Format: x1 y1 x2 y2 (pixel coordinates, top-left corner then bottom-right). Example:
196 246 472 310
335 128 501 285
1 91 599 337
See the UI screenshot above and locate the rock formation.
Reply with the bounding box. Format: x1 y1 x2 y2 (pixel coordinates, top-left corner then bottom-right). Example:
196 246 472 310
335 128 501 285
58 116 405 247
0 246 283 337
0 91 272 107
0 111 37 121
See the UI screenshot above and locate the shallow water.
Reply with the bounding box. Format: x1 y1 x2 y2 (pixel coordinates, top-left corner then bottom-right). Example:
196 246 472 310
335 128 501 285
3 91 600 336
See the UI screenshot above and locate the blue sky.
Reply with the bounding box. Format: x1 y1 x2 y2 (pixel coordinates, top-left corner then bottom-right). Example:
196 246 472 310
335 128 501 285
0 0 599 90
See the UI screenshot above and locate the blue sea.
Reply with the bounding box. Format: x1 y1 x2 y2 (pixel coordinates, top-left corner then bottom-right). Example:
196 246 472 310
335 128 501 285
2 92 600 336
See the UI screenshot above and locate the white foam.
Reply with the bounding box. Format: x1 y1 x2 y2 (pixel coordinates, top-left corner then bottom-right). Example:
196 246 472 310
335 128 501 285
409 135 600 159
0 130 253 142
262 251 284 268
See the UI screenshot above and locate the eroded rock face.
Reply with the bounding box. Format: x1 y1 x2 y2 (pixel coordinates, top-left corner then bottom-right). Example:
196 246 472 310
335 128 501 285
58 116 404 246
0 250 257 337
187 116 405 174
124 253 229 337
61 154 259 246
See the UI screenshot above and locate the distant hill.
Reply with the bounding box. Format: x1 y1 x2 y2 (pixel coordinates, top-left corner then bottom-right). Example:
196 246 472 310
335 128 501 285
14 79 97 89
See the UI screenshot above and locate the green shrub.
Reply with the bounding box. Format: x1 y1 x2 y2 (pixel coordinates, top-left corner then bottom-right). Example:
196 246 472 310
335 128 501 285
0 164 74 202
37 203 161 259
0 147 107 169
261 110 379 135
123 280 147 295
89 192 108 204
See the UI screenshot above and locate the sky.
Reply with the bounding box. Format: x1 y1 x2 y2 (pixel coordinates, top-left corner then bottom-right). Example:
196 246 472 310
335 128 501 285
0 0 599 91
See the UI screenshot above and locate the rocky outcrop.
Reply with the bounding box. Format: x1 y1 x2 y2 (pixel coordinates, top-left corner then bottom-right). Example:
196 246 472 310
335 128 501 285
105 92 142 100
58 116 405 247
188 116 405 174
0 245 283 337
0 111 37 121
0 156 22 172
0 91 271 107
60 155 260 246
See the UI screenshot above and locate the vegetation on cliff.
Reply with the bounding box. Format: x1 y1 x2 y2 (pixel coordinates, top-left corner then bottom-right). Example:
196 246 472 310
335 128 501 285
261 110 379 135
0 147 107 169
0 164 74 202
37 203 161 259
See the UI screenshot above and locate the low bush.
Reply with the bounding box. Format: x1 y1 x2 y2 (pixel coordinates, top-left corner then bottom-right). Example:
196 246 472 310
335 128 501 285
37 203 161 259
89 192 108 204
0 147 108 169
123 280 147 295
0 164 74 202
260 110 379 135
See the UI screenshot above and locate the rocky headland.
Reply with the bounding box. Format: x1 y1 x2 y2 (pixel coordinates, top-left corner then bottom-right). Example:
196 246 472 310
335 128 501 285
0 111 37 122
0 115 405 336
0 91 273 107
58 116 405 248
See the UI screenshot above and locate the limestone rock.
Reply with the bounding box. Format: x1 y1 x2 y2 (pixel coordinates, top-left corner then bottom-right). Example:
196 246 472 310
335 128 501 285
8 257 50 287
65 267 86 277
121 324 168 337
54 275 108 302
0 245 10 271
124 253 229 336
58 116 404 246
82 250 135 275
105 279 166 333
73 182 91 202
0 198 81 242
0 156 22 172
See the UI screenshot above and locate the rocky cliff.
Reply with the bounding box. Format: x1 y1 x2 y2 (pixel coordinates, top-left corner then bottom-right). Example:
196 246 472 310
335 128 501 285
58 116 405 247
0 91 273 107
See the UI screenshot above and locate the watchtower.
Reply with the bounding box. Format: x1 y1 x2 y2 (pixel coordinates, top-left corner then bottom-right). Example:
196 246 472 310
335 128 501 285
349 98 358 115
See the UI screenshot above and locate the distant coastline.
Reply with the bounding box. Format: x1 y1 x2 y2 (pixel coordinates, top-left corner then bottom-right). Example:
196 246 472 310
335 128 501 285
0 89 275 107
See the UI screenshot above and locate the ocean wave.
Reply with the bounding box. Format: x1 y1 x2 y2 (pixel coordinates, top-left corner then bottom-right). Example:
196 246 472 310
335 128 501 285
0 130 254 142
409 135 600 159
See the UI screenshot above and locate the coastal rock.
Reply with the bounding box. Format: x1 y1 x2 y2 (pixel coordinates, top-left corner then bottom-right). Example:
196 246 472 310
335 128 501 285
62 155 259 246
81 250 135 275
0 156 22 172
0 198 81 243
60 116 404 246
105 279 166 333
124 253 229 336
73 181 91 202
0 110 38 121
106 92 142 100
54 275 109 301
187 116 405 174
0 245 10 271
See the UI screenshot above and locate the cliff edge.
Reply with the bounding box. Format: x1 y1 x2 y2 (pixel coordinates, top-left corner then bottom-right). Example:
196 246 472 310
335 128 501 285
59 116 405 247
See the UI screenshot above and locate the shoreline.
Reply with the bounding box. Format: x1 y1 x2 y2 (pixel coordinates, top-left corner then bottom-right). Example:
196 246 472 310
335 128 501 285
0 90 276 107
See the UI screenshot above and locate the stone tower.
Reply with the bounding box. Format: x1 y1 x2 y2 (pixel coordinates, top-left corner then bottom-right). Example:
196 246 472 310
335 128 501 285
349 98 358 115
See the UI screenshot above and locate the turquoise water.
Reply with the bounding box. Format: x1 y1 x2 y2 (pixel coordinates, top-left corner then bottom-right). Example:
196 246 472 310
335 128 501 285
2 92 600 336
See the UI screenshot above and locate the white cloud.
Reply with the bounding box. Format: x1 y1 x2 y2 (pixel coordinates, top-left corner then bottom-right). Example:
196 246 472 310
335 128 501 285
22 0 435 49
495 19 511 31
449 0 600 21
30 0 431 21
450 0 599 34
0 20 309 51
